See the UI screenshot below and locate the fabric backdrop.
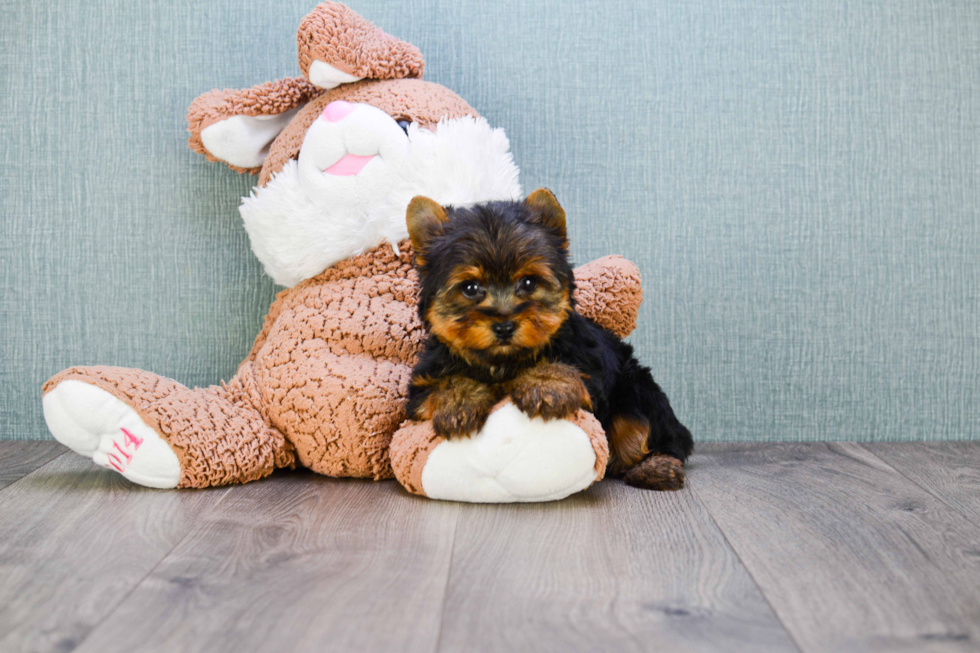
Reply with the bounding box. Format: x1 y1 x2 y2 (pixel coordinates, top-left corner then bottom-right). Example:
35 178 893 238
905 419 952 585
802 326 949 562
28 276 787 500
2 0 978 441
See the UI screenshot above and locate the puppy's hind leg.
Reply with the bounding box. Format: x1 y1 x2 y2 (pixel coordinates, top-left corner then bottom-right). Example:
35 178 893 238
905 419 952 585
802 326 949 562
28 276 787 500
607 353 693 491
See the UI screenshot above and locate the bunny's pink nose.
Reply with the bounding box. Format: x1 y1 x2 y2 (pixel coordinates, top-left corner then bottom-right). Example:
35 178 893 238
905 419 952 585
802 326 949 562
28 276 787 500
321 101 355 122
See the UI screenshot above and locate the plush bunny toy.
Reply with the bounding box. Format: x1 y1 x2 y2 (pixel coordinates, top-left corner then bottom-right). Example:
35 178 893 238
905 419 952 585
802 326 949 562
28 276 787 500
42 2 644 502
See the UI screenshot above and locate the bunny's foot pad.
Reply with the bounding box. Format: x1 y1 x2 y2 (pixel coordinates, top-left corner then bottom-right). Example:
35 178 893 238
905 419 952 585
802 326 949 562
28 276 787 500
391 401 608 503
42 380 181 489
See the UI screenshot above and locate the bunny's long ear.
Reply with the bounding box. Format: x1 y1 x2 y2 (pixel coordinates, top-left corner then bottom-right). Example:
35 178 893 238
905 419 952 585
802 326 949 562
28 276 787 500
187 3 425 174
297 2 425 89
187 77 320 174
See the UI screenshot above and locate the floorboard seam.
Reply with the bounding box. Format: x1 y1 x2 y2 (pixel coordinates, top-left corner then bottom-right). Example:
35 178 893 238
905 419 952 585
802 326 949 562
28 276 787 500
66 486 235 653
431 505 462 653
853 443 980 531
0 450 70 496
686 469 806 653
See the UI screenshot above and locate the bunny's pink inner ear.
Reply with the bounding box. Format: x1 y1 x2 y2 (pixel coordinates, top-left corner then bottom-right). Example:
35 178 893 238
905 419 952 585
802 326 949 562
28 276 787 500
297 2 425 89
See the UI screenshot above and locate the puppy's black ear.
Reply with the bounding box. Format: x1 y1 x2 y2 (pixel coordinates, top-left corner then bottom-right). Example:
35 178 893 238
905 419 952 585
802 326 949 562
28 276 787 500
525 188 566 241
406 196 449 262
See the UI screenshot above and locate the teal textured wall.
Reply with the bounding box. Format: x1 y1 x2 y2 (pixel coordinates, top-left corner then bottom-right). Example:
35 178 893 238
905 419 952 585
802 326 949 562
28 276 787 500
2 0 978 441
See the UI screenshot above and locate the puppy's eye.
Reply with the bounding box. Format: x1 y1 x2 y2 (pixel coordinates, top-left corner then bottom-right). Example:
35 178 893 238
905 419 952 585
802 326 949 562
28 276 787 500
397 120 412 133
461 281 483 299
517 276 537 294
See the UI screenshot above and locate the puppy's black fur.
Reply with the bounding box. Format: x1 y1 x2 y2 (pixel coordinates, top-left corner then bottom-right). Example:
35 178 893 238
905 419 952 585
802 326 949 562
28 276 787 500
405 190 693 488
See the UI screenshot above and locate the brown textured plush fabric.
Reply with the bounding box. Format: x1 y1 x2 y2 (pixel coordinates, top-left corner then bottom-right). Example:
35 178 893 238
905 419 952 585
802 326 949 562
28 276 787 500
388 418 442 496
572 255 643 340
258 79 478 186
389 401 609 498
297 2 425 81
251 241 423 365
251 243 422 479
571 409 609 482
43 242 639 489
186 77 321 175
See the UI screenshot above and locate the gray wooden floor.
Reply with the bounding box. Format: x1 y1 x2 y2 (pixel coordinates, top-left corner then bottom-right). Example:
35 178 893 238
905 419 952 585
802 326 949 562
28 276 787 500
1 441 978 653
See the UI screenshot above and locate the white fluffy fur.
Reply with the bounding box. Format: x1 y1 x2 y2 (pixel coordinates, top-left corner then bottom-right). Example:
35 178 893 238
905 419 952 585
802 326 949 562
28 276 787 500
239 112 522 286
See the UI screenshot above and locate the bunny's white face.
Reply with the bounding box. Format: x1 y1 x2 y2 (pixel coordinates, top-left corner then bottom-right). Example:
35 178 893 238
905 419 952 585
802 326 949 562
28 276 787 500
239 103 522 287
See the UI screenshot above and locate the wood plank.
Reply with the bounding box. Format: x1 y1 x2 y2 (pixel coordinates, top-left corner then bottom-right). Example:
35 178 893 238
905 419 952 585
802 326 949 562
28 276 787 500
437 479 799 653
863 442 980 529
0 441 65 490
691 443 980 653
74 474 459 653
0 453 226 653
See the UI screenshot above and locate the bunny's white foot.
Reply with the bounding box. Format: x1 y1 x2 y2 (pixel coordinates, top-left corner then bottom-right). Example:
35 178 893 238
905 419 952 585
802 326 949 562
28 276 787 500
418 403 600 503
42 380 180 489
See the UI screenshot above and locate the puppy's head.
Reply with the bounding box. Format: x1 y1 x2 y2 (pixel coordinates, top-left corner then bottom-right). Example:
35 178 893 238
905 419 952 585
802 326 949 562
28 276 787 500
407 189 574 366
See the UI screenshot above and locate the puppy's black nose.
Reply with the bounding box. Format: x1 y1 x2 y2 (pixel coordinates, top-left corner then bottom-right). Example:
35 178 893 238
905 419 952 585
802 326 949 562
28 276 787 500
491 321 516 341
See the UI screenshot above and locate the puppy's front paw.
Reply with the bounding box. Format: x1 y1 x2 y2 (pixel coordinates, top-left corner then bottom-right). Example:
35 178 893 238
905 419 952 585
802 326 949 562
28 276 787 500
416 375 500 439
431 403 492 439
509 363 592 421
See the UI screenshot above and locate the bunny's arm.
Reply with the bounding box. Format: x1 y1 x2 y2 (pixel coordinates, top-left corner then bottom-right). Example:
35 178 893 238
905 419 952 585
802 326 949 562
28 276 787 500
572 256 643 339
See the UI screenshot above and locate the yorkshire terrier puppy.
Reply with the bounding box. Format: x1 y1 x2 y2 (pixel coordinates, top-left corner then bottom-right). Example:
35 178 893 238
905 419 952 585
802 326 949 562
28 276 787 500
405 189 694 490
